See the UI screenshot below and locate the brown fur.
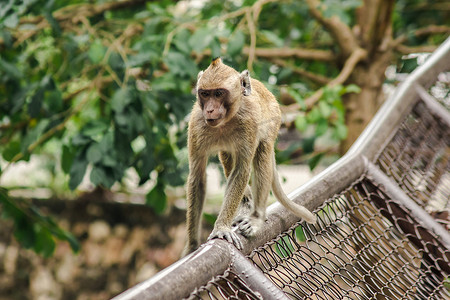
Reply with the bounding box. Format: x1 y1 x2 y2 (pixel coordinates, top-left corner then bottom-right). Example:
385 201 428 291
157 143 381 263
183 58 316 256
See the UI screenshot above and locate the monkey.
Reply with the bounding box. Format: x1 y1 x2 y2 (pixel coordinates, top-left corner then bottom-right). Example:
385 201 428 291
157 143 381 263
183 58 316 256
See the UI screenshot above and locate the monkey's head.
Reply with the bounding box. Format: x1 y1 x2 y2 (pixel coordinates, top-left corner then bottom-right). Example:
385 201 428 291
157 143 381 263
196 58 251 127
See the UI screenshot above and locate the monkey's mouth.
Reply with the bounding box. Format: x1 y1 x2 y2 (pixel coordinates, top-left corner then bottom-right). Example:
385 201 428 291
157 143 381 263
206 118 221 126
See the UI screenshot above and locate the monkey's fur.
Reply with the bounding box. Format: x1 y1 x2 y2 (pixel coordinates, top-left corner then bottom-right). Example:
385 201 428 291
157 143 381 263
184 58 316 255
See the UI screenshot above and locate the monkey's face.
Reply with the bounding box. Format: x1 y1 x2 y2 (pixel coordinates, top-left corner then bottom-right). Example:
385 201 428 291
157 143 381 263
195 58 250 127
197 88 230 127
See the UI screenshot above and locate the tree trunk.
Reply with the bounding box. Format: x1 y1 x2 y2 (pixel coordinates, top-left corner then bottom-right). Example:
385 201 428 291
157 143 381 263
340 0 395 153
341 49 393 153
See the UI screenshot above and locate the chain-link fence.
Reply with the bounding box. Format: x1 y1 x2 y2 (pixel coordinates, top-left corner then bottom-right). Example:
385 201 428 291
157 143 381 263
114 38 450 300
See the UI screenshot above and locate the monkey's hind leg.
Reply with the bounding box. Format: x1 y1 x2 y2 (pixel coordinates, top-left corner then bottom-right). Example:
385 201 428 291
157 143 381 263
232 186 254 227
237 142 273 238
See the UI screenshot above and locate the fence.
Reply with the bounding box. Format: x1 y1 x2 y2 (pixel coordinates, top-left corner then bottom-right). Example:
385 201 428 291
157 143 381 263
113 38 450 300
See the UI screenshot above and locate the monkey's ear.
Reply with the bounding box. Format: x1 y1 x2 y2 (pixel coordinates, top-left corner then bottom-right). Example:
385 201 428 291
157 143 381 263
240 70 251 96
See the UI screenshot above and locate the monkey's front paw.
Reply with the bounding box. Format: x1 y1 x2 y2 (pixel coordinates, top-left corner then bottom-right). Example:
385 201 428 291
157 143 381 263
232 215 246 228
208 229 243 250
237 216 264 237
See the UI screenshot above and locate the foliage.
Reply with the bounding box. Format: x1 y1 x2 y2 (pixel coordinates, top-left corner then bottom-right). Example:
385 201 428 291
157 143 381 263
0 0 448 255
0 188 79 257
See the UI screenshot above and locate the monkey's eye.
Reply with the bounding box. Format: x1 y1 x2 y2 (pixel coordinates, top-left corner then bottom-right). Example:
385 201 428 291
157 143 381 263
214 90 224 97
199 90 210 97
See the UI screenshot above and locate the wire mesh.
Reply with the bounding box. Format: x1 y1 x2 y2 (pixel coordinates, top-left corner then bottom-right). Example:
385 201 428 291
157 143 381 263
186 268 262 300
247 178 450 300
376 101 450 229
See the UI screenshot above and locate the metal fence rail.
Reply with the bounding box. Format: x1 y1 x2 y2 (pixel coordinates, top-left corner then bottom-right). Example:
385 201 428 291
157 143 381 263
113 38 450 300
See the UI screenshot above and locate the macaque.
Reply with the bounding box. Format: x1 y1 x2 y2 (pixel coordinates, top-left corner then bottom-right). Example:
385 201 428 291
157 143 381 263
183 58 316 255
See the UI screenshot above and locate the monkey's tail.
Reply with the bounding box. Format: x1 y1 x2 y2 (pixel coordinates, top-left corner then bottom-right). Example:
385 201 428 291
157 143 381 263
271 156 317 224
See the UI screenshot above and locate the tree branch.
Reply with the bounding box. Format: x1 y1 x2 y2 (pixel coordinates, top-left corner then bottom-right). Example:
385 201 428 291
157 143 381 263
245 10 257 72
243 46 335 61
356 0 394 53
305 0 359 58
270 58 331 85
393 25 450 46
395 44 440 54
19 0 147 25
282 47 367 113
3 0 147 46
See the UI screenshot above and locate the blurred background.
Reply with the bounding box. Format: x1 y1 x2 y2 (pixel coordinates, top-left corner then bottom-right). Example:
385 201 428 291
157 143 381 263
0 0 449 299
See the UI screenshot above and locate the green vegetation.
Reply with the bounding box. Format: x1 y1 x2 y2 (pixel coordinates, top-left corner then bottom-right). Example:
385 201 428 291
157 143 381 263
0 0 448 255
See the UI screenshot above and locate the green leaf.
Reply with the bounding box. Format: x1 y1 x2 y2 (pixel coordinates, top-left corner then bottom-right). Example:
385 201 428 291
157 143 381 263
60 231 80 253
0 58 22 79
146 182 167 214
342 84 361 94
111 88 132 113
318 101 332 118
334 123 348 140
86 143 103 164
61 145 75 174
114 112 129 127
90 166 115 188
43 11 61 36
28 89 44 118
227 30 245 56
21 119 50 153
1 189 80 256
34 226 56 258
69 155 88 190
3 13 19 28
321 90 337 105
88 40 106 64
45 89 63 112
294 115 307 132
135 149 156 184
315 119 328 137
261 30 284 47
210 37 221 58
399 57 419 73
164 52 198 78
302 137 315 154
14 216 35 249
81 120 109 137
287 88 306 110
108 52 124 71
0 31 12 47
277 67 293 81
71 134 92 146
306 107 321 123
308 152 324 170
173 28 191 54
143 93 159 113
102 155 117 168
163 168 184 187
3 141 21 161
188 27 213 53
